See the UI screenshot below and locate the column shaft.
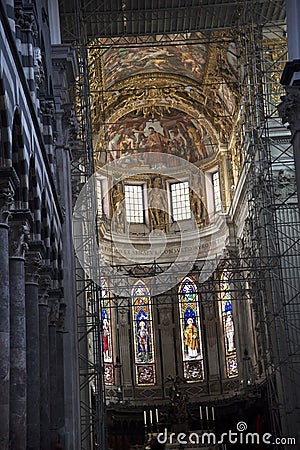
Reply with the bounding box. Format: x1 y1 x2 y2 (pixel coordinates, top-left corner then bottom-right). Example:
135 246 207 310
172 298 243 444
25 276 40 450
0 223 10 450
9 256 26 450
49 322 58 444
39 298 50 450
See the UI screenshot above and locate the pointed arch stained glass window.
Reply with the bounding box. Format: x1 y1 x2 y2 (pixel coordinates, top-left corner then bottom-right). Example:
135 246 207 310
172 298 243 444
132 281 156 386
220 272 238 378
100 278 114 385
178 277 204 382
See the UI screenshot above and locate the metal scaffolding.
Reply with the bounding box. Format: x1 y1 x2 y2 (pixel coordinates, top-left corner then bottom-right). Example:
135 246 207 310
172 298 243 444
62 0 300 448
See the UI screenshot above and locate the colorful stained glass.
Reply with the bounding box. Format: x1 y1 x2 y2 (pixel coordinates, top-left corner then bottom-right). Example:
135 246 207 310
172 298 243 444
132 281 156 385
220 272 238 378
178 277 204 382
101 279 114 385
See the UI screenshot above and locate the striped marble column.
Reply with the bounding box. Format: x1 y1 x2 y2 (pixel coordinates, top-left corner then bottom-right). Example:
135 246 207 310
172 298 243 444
8 211 32 450
25 242 44 450
38 269 52 450
48 288 62 446
0 167 18 450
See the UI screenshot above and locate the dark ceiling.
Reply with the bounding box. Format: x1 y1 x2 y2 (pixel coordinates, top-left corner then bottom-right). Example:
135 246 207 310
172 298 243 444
58 0 286 44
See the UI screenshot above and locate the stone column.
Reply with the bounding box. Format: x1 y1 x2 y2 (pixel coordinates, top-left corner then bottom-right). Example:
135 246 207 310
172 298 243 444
286 0 300 63
56 302 67 442
25 242 44 450
9 211 32 450
48 288 62 446
38 269 52 450
0 167 18 450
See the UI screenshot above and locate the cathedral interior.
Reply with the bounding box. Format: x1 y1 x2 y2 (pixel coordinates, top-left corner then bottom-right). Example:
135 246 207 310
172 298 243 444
1 0 300 449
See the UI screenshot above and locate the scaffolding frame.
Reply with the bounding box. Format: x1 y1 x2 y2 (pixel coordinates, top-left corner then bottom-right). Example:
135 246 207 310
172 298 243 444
66 0 300 448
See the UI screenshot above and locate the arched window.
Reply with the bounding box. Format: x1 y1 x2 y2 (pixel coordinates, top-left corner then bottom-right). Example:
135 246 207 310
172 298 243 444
220 271 238 378
178 277 204 382
132 281 156 385
101 279 114 385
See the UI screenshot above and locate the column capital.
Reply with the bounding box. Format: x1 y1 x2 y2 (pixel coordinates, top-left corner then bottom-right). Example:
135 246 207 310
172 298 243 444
38 267 53 306
15 5 38 37
8 210 33 258
25 244 44 284
57 302 67 332
0 167 19 224
48 288 63 325
278 85 300 134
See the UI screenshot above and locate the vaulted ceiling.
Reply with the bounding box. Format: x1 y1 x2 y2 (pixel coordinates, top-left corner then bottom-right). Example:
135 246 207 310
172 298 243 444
59 1 286 170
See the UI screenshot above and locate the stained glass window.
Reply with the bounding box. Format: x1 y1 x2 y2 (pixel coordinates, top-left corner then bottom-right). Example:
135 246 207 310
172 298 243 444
220 272 238 378
101 279 114 385
132 281 156 385
178 277 204 382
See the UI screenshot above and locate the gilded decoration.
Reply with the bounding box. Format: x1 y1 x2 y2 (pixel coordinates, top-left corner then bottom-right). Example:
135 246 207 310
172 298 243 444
89 31 242 155
95 107 216 166
90 34 209 89
262 38 288 115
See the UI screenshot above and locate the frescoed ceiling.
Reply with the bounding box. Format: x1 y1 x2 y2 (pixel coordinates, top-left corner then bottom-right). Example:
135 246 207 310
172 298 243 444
102 34 208 88
95 107 216 166
89 31 241 167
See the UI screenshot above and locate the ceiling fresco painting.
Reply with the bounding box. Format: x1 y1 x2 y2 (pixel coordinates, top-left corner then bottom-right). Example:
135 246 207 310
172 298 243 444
89 31 242 169
103 35 208 87
98 108 216 165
